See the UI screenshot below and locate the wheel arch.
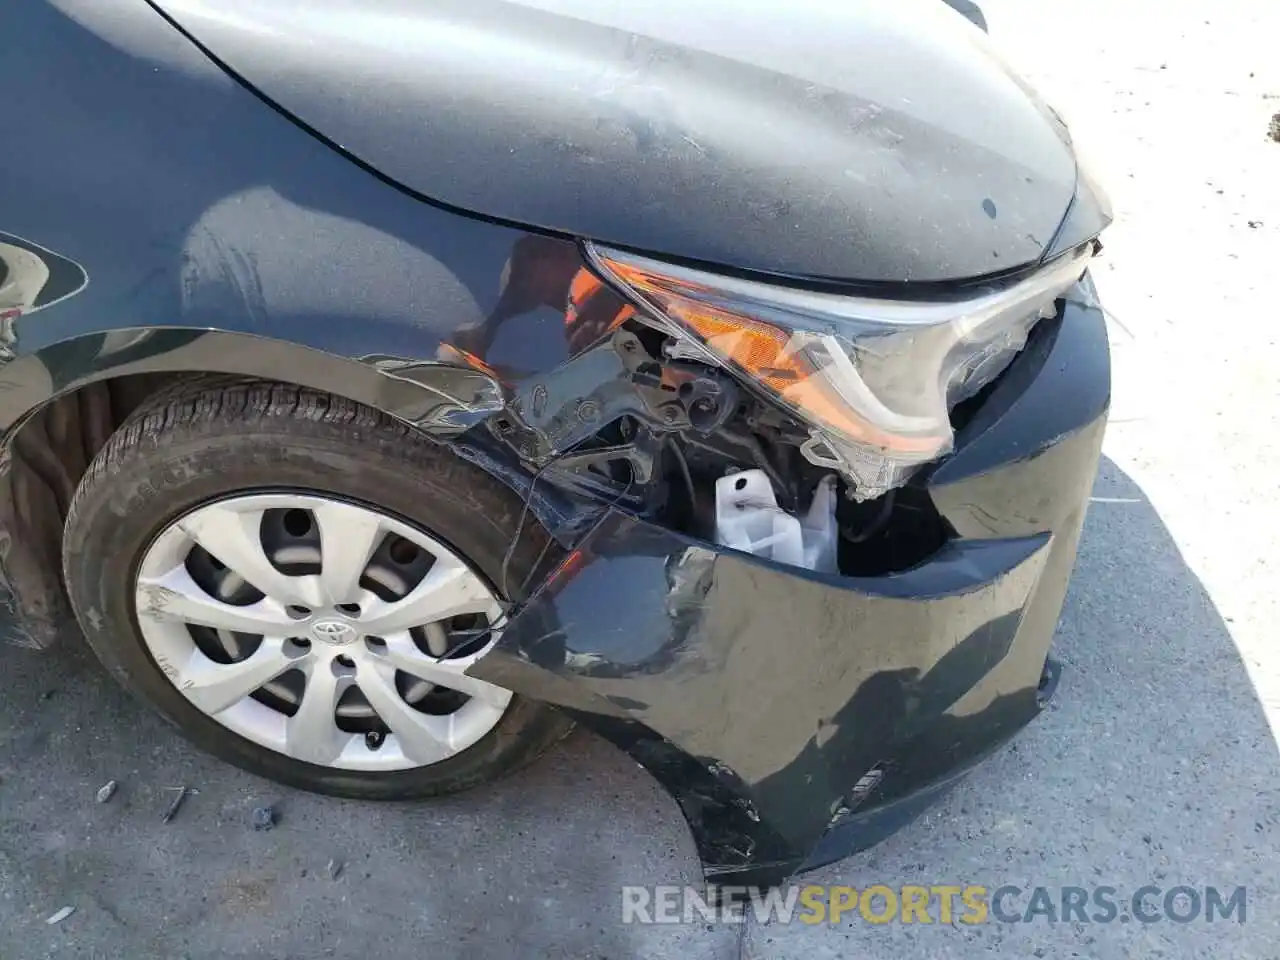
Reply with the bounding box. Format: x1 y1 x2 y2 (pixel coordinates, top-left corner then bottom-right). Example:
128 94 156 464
0 327 506 435
0 327 555 651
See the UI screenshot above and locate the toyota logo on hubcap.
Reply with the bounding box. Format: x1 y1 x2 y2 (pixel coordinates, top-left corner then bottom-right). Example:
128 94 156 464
311 619 356 645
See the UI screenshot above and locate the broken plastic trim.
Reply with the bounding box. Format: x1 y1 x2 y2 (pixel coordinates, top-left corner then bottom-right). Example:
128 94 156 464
469 509 1055 888
358 353 504 433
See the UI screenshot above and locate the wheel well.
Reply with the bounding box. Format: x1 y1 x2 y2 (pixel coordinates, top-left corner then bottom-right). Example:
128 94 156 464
0 367 588 650
0 371 252 648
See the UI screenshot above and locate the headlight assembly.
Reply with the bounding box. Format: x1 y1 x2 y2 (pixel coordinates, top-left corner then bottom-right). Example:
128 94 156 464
590 243 1093 499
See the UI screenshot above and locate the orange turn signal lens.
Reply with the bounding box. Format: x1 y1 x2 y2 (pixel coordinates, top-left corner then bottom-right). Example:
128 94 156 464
591 244 1089 499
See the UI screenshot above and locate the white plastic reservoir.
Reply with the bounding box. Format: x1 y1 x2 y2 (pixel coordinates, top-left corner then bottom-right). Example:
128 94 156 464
713 469 838 573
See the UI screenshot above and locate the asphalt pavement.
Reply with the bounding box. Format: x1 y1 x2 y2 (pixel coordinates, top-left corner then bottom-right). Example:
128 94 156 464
3 0 1279 957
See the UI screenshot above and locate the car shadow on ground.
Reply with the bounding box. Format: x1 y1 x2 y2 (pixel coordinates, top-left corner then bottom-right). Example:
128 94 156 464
2 456 1277 960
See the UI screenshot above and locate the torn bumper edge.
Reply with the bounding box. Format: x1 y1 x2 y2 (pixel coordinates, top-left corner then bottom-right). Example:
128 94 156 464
468 281 1111 889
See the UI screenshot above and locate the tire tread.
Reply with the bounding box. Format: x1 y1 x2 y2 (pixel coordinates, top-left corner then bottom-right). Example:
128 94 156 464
61 377 571 800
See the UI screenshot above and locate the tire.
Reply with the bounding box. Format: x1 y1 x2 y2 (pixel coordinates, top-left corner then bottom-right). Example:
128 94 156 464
62 378 572 799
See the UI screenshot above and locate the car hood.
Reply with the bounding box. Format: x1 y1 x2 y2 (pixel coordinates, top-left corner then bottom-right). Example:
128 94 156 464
153 0 1080 285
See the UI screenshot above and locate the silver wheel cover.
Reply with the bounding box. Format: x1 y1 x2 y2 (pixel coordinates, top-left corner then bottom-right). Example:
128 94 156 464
134 493 511 771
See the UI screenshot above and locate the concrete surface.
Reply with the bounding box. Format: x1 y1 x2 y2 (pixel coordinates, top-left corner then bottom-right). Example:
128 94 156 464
3 0 1279 957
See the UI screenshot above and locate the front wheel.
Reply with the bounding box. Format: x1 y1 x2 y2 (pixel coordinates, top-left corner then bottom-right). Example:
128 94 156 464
62 379 571 798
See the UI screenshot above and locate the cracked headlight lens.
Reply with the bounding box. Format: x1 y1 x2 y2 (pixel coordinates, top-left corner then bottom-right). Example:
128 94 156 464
591 243 1093 499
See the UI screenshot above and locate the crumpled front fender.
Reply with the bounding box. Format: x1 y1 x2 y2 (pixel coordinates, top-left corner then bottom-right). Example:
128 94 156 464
471 517 1052 887
468 288 1110 889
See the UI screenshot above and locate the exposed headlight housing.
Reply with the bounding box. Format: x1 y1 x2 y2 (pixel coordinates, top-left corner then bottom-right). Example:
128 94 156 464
590 243 1093 499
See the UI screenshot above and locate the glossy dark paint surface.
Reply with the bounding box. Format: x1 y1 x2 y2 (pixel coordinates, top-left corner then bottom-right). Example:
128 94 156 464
1 0 1111 888
0 0 636 522
2 1 611 374
1045 159 1116 261
0 0 629 646
470 294 1109 887
0 233 89 322
152 0 1079 285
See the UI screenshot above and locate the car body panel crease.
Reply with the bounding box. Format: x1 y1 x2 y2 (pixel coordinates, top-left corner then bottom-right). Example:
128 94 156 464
151 0 1078 284
2 0 1112 890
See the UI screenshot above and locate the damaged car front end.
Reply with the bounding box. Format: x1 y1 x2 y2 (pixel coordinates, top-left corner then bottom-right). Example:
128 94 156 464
468 239 1109 889
2 0 1109 891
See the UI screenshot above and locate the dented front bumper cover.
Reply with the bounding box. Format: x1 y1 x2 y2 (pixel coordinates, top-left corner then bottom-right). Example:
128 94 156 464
469 282 1110 889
